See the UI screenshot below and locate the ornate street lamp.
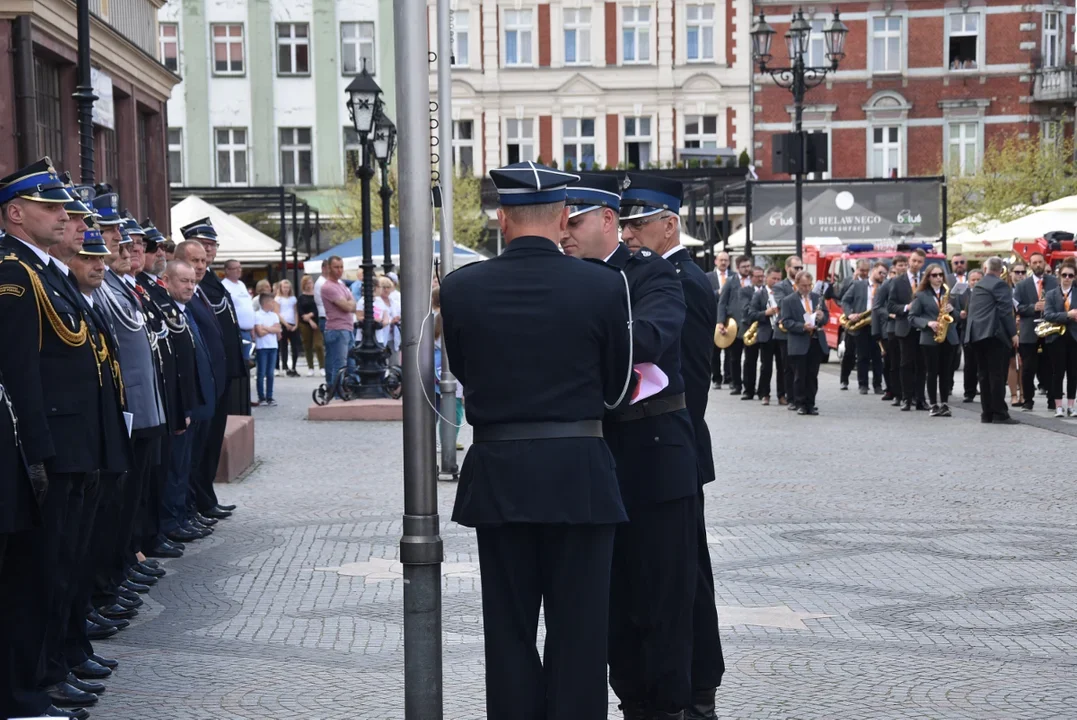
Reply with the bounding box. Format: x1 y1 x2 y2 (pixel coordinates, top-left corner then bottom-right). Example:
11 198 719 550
345 60 388 398
372 108 397 275
751 8 848 256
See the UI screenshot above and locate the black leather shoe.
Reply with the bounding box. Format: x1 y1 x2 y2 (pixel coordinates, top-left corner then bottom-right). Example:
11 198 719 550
685 688 718 720
147 543 183 558
67 673 106 695
126 570 158 586
915 402 929 411
91 653 118 669
217 503 237 511
163 538 185 550
89 611 129 630
44 705 90 719
117 587 142 603
122 579 151 594
881 392 895 401
963 396 976 403
45 681 98 707
729 386 742 395
648 712 685 720
165 527 200 543
901 401 912 411
891 397 903 407
840 382 849 390
618 702 648 720
859 387 868 395
739 394 755 401
98 603 138 620
195 513 218 527
183 521 212 537
996 417 1020 425
71 658 112 680
136 562 166 578
808 408 820 415
205 506 233 519
797 407 808 415
141 558 161 569
874 387 885 395
787 403 798 412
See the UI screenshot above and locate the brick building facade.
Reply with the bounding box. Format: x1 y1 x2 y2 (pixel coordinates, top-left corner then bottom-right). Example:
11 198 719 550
753 1 1076 181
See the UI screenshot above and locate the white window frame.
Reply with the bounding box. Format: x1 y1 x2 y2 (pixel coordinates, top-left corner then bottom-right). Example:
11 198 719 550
453 120 476 176
215 127 248 187
277 23 310 76
344 127 363 177
945 12 981 72
451 9 470 67
279 127 314 186
167 127 183 187
211 23 245 76
945 121 981 176
561 117 596 171
1042 119 1063 153
869 125 903 178
504 118 535 164
685 3 715 63
869 15 903 75
622 5 652 65
623 116 654 169
563 7 592 66
159 22 179 72
341 22 375 75
503 9 534 67
1043 11 1064 69
683 115 719 150
807 19 827 68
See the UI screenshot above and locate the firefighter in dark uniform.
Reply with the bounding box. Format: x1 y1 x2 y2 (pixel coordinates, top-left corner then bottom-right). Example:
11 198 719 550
440 162 634 720
620 174 725 720
561 174 697 719
0 158 103 719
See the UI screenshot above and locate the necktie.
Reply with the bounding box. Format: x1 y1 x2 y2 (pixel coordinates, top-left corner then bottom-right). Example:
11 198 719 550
803 295 811 314
1037 278 1043 300
185 307 202 348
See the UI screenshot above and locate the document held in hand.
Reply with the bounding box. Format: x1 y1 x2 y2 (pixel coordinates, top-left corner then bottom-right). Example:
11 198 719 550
630 363 669 404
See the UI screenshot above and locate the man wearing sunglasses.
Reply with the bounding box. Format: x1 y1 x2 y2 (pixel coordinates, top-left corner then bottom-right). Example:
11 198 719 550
1014 252 1058 411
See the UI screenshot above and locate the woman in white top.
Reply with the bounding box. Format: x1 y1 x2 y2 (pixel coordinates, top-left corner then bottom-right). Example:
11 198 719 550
275 279 300 377
373 276 401 355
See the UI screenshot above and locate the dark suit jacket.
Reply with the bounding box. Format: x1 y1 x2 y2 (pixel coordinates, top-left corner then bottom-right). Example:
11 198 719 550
716 276 752 337
1015 274 1059 344
964 273 1018 347
873 279 893 338
186 298 225 421
780 291 830 356
746 285 780 344
441 236 632 527
772 278 796 342
199 271 248 381
707 267 736 296
841 279 873 336
1042 286 1077 343
910 288 959 346
887 273 919 337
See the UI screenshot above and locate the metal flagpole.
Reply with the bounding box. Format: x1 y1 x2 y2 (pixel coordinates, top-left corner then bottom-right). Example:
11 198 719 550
393 0 443 717
437 0 459 479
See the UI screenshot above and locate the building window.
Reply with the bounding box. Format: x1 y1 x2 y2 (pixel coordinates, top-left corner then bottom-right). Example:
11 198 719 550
279 127 313 186
564 8 591 65
167 128 183 186
807 19 827 68
341 22 375 75
95 127 119 191
1043 11 1063 68
505 118 535 164
137 115 149 211
504 9 533 67
685 4 715 62
216 128 249 186
212 24 244 74
34 58 63 164
947 14 979 70
947 122 979 176
1042 120 1063 153
344 127 362 176
870 126 901 178
159 22 179 72
623 6 651 64
624 116 652 168
684 115 718 149
278 23 310 75
562 118 595 170
871 17 901 74
453 120 475 175
452 10 469 67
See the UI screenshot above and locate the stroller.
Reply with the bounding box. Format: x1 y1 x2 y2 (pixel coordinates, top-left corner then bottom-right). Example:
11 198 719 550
312 341 402 405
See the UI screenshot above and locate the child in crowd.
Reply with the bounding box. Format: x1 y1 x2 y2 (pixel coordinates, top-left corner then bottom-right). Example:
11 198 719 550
253 293 283 406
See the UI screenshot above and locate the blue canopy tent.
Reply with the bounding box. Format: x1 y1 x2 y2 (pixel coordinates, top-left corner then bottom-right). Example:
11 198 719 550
302 227 486 274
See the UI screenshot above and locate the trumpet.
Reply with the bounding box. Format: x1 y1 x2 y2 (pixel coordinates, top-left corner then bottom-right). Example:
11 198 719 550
743 321 760 346
1035 320 1067 338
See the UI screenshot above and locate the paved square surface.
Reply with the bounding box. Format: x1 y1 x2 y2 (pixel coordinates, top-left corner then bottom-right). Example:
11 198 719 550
93 363 1077 719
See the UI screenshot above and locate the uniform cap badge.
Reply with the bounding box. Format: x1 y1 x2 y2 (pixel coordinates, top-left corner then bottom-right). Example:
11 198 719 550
622 176 632 190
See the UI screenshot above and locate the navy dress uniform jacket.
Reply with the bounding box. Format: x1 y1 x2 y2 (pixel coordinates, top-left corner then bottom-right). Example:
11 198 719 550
200 271 249 381
441 236 634 527
138 273 192 432
186 297 225 421
84 298 132 475
0 368 34 534
666 247 717 487
603 244 697 510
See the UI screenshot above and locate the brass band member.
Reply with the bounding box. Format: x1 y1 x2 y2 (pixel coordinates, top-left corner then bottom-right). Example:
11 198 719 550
746 266 784 405
1014 252 1058 411
909 266 958 416
841 260 885 394
739 267 765 401
958 269 984 402
1043 258 1077 418
888 249 928 411
779 270 829 415
882 256 908 405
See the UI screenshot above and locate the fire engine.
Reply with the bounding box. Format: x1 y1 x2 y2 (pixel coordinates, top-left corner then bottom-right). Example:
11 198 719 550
803 242 948 351
1012 231 1077 271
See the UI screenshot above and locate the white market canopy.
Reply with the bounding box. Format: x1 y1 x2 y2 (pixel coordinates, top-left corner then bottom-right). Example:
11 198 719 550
170 195 284 265
966 207 1077 247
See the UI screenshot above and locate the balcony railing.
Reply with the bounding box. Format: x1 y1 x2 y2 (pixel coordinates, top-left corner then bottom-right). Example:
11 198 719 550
89 0 158 59
1032 67 1077 103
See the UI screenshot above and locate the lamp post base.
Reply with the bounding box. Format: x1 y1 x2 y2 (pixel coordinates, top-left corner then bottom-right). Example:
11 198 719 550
355 341 390 399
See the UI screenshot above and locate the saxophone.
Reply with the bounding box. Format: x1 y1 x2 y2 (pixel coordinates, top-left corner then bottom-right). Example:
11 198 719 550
743 321 760 346
933 284 954 344
1035 320 1067 338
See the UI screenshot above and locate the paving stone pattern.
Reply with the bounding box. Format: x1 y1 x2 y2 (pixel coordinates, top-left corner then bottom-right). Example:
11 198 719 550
94 364 1077 719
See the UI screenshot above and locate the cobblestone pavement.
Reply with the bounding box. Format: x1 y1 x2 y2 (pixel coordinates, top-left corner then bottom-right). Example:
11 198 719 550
92 363 1077 719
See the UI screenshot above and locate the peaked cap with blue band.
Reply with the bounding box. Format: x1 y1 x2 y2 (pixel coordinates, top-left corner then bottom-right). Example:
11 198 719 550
79 227 110 256
619 173 683 219
0 157 75 205
180 217 218 242
91 188 124 226
122 212 145 236
61 173 93 215
566 173 622 219
490 162 580 206
140 220 163 252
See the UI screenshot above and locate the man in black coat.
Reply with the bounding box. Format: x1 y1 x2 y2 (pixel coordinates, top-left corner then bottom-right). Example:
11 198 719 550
441 163 634 720
621 173 723 720
964 256 1019 424
563 174 699 719
957 269 984 402
887 249 928 410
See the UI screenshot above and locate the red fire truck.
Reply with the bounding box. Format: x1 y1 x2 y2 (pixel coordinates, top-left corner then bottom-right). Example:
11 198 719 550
1012 232 1077 271
804 242 948 351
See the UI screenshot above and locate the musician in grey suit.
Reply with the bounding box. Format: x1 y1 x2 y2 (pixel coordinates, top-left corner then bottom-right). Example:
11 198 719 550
708 252 736 389
773 255 804 406
908 266 960 416
872 269 897 400
715 255 753 395
746 267 784 404
1042 260 1077 417
841 261 885 394
1013 251 1058 411
837 259 871 390
780 271 830 415
738 267 765 401
963 256 1019 424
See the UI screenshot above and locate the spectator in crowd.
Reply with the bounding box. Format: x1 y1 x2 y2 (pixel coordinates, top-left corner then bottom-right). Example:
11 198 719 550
222 259 256 365
276 279 300 377
320 256 358 396
252 279 274 312
314 259 329 333
253 294 282 407
374 275 402 355
298 275 324 377
1006 263 1026 406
